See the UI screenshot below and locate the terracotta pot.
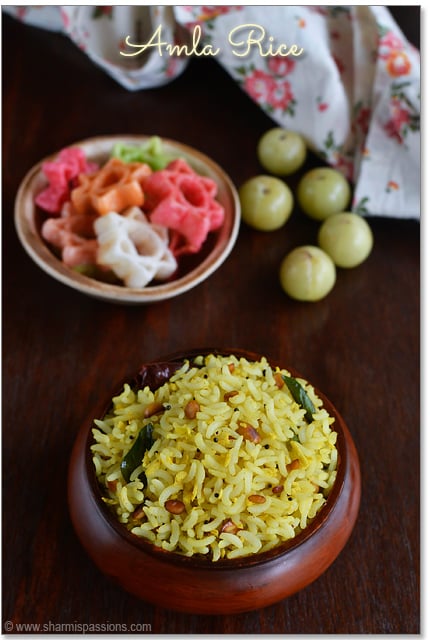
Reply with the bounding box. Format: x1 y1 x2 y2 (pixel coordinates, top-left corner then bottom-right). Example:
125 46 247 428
68 349 361 614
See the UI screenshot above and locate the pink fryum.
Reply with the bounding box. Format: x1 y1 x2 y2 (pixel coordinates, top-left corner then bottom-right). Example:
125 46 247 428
143 159 224 257
35 147 98 214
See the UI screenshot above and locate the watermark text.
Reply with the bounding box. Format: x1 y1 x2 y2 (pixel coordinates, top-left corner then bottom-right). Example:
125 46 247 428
4 620 152 634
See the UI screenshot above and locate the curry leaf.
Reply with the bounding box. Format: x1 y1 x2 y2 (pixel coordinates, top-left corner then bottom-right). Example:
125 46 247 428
282 375 316 423
120 423 154 483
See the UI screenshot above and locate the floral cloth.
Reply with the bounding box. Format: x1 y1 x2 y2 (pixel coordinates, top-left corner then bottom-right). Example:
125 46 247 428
4 5 420 219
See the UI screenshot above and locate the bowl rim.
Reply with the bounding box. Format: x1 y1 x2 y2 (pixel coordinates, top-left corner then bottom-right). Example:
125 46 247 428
14 135 241 304
83 348 348 570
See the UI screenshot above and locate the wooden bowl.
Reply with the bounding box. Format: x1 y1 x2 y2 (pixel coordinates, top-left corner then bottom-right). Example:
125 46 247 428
14 136 240 304
68 349 361 614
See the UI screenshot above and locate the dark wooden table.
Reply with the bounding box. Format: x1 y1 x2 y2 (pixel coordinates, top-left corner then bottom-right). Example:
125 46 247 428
2 8 420 634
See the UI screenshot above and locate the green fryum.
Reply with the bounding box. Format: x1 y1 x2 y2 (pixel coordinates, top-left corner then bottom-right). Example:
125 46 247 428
111 136 174 171
281 375 316 423
120 423 154 486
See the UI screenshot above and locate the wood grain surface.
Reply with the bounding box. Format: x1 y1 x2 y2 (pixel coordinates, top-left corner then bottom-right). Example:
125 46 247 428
2 7 420 634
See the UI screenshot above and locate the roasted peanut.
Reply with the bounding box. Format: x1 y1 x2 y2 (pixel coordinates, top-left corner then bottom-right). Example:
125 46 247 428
248 494 266 504
287 459 301 472
164 499 186 515
144 401 165 418
272 484 284 494
274 372 284 389
237 423 261 444
131 506 146 521
228 363 235 373
224 390 239 402
107 480 118 493
185 399 200 419
220 518 240 534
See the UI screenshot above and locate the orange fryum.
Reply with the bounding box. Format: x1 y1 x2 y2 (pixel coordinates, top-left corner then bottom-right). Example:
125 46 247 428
70 158 151 217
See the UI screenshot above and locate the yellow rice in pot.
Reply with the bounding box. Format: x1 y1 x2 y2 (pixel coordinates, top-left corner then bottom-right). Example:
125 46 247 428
91 354 338 561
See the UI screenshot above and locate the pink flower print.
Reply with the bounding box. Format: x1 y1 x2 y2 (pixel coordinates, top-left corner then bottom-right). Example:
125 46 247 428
74 28 90 52
165 57 181 78
199 6 222 20
383 98 411 144
379 31 404 60
60 9 70 29
16 7 28 19
356 106 371 135
268 56 296 77
391 98 411 126
384 120 403 143
244 69 277 104
269 80 294 111
92 6 113 19
333 153 354 181
333 54 345 74
183 19 202 31
198 5 240 21
316 96 329 112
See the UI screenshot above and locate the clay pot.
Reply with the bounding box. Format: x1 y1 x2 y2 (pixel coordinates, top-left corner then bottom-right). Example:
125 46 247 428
68 349 361 614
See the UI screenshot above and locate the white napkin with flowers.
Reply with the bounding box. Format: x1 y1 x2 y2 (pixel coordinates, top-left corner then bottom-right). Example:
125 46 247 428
4 5 420 220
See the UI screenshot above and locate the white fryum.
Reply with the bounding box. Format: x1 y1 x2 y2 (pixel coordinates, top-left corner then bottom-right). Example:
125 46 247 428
94 206 177 288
